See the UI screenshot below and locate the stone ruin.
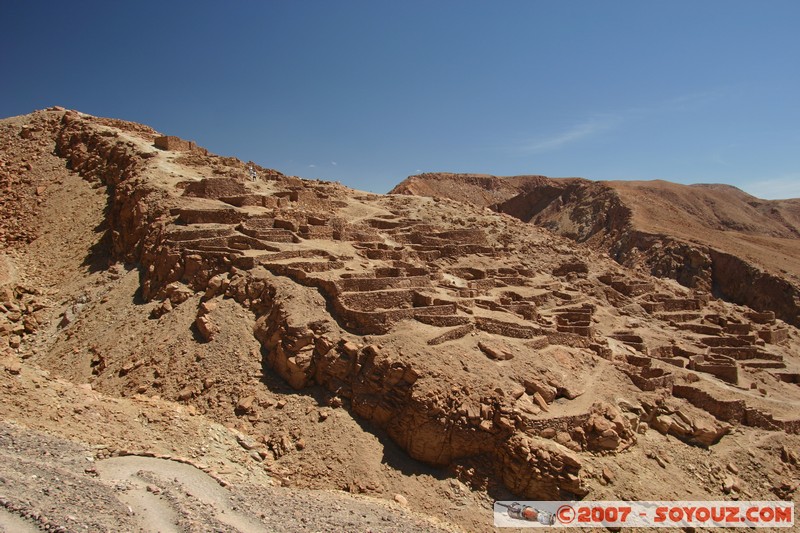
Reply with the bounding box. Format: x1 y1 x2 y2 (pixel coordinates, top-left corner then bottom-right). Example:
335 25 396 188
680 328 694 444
31 109 798 503
154 135 207 154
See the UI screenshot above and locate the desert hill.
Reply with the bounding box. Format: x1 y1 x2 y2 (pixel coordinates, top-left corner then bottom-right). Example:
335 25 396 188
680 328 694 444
392 173 800 327
1 109 799 531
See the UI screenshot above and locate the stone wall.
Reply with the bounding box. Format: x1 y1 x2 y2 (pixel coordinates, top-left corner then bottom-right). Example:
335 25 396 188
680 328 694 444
154 135 206 153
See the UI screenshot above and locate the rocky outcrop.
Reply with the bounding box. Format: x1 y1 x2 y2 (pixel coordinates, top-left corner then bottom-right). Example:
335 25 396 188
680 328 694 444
498 434 586 499
496 181 631 244
56 110 169 267
389 172 546 207
709 249 800 326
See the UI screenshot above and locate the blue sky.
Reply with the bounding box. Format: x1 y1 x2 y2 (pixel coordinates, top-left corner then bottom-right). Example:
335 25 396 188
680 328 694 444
2 1 799 198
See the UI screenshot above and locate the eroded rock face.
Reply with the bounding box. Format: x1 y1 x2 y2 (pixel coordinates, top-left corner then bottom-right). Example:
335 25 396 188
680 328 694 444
499 434 587 499
6 108 799 504
584 402 635 451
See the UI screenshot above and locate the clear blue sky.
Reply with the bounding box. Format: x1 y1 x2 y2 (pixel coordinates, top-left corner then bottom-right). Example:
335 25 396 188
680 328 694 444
2 1 799 198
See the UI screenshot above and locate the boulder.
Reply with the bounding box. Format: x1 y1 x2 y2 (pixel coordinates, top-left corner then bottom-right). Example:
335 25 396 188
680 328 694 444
195 315 218 342
498 435 587 499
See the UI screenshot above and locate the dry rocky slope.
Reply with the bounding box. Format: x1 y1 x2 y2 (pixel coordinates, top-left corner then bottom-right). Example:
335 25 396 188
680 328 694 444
0 109 799 531
392 173 800 327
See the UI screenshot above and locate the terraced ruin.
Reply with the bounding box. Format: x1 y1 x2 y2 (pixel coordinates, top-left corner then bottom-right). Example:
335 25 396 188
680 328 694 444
392 173 800 328
1 108 799 530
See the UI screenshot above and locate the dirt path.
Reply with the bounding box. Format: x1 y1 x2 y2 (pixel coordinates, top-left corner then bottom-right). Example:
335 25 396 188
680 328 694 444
0 508 41 533
95 456 265 533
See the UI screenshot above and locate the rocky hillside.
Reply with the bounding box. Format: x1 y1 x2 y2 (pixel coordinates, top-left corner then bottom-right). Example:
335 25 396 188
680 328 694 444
392 173 800 327
1 110 799 531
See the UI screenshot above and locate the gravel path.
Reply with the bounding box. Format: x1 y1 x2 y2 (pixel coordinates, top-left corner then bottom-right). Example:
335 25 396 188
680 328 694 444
0 421 457 532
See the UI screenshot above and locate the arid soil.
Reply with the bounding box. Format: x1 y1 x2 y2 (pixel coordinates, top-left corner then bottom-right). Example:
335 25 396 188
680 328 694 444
1 109 799 532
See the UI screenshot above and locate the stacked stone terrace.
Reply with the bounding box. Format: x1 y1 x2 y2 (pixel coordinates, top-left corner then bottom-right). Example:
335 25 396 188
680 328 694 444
117 145 798 446
593 272 798 434
154 175 797 428
153 179 607 346
46 113 800 501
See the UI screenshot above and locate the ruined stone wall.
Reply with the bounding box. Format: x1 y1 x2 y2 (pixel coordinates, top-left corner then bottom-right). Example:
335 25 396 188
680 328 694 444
689 356 738 384
184 177 248 199
475 317 544 339
672 385 747 423
154 135 202 152
672 384 799 433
